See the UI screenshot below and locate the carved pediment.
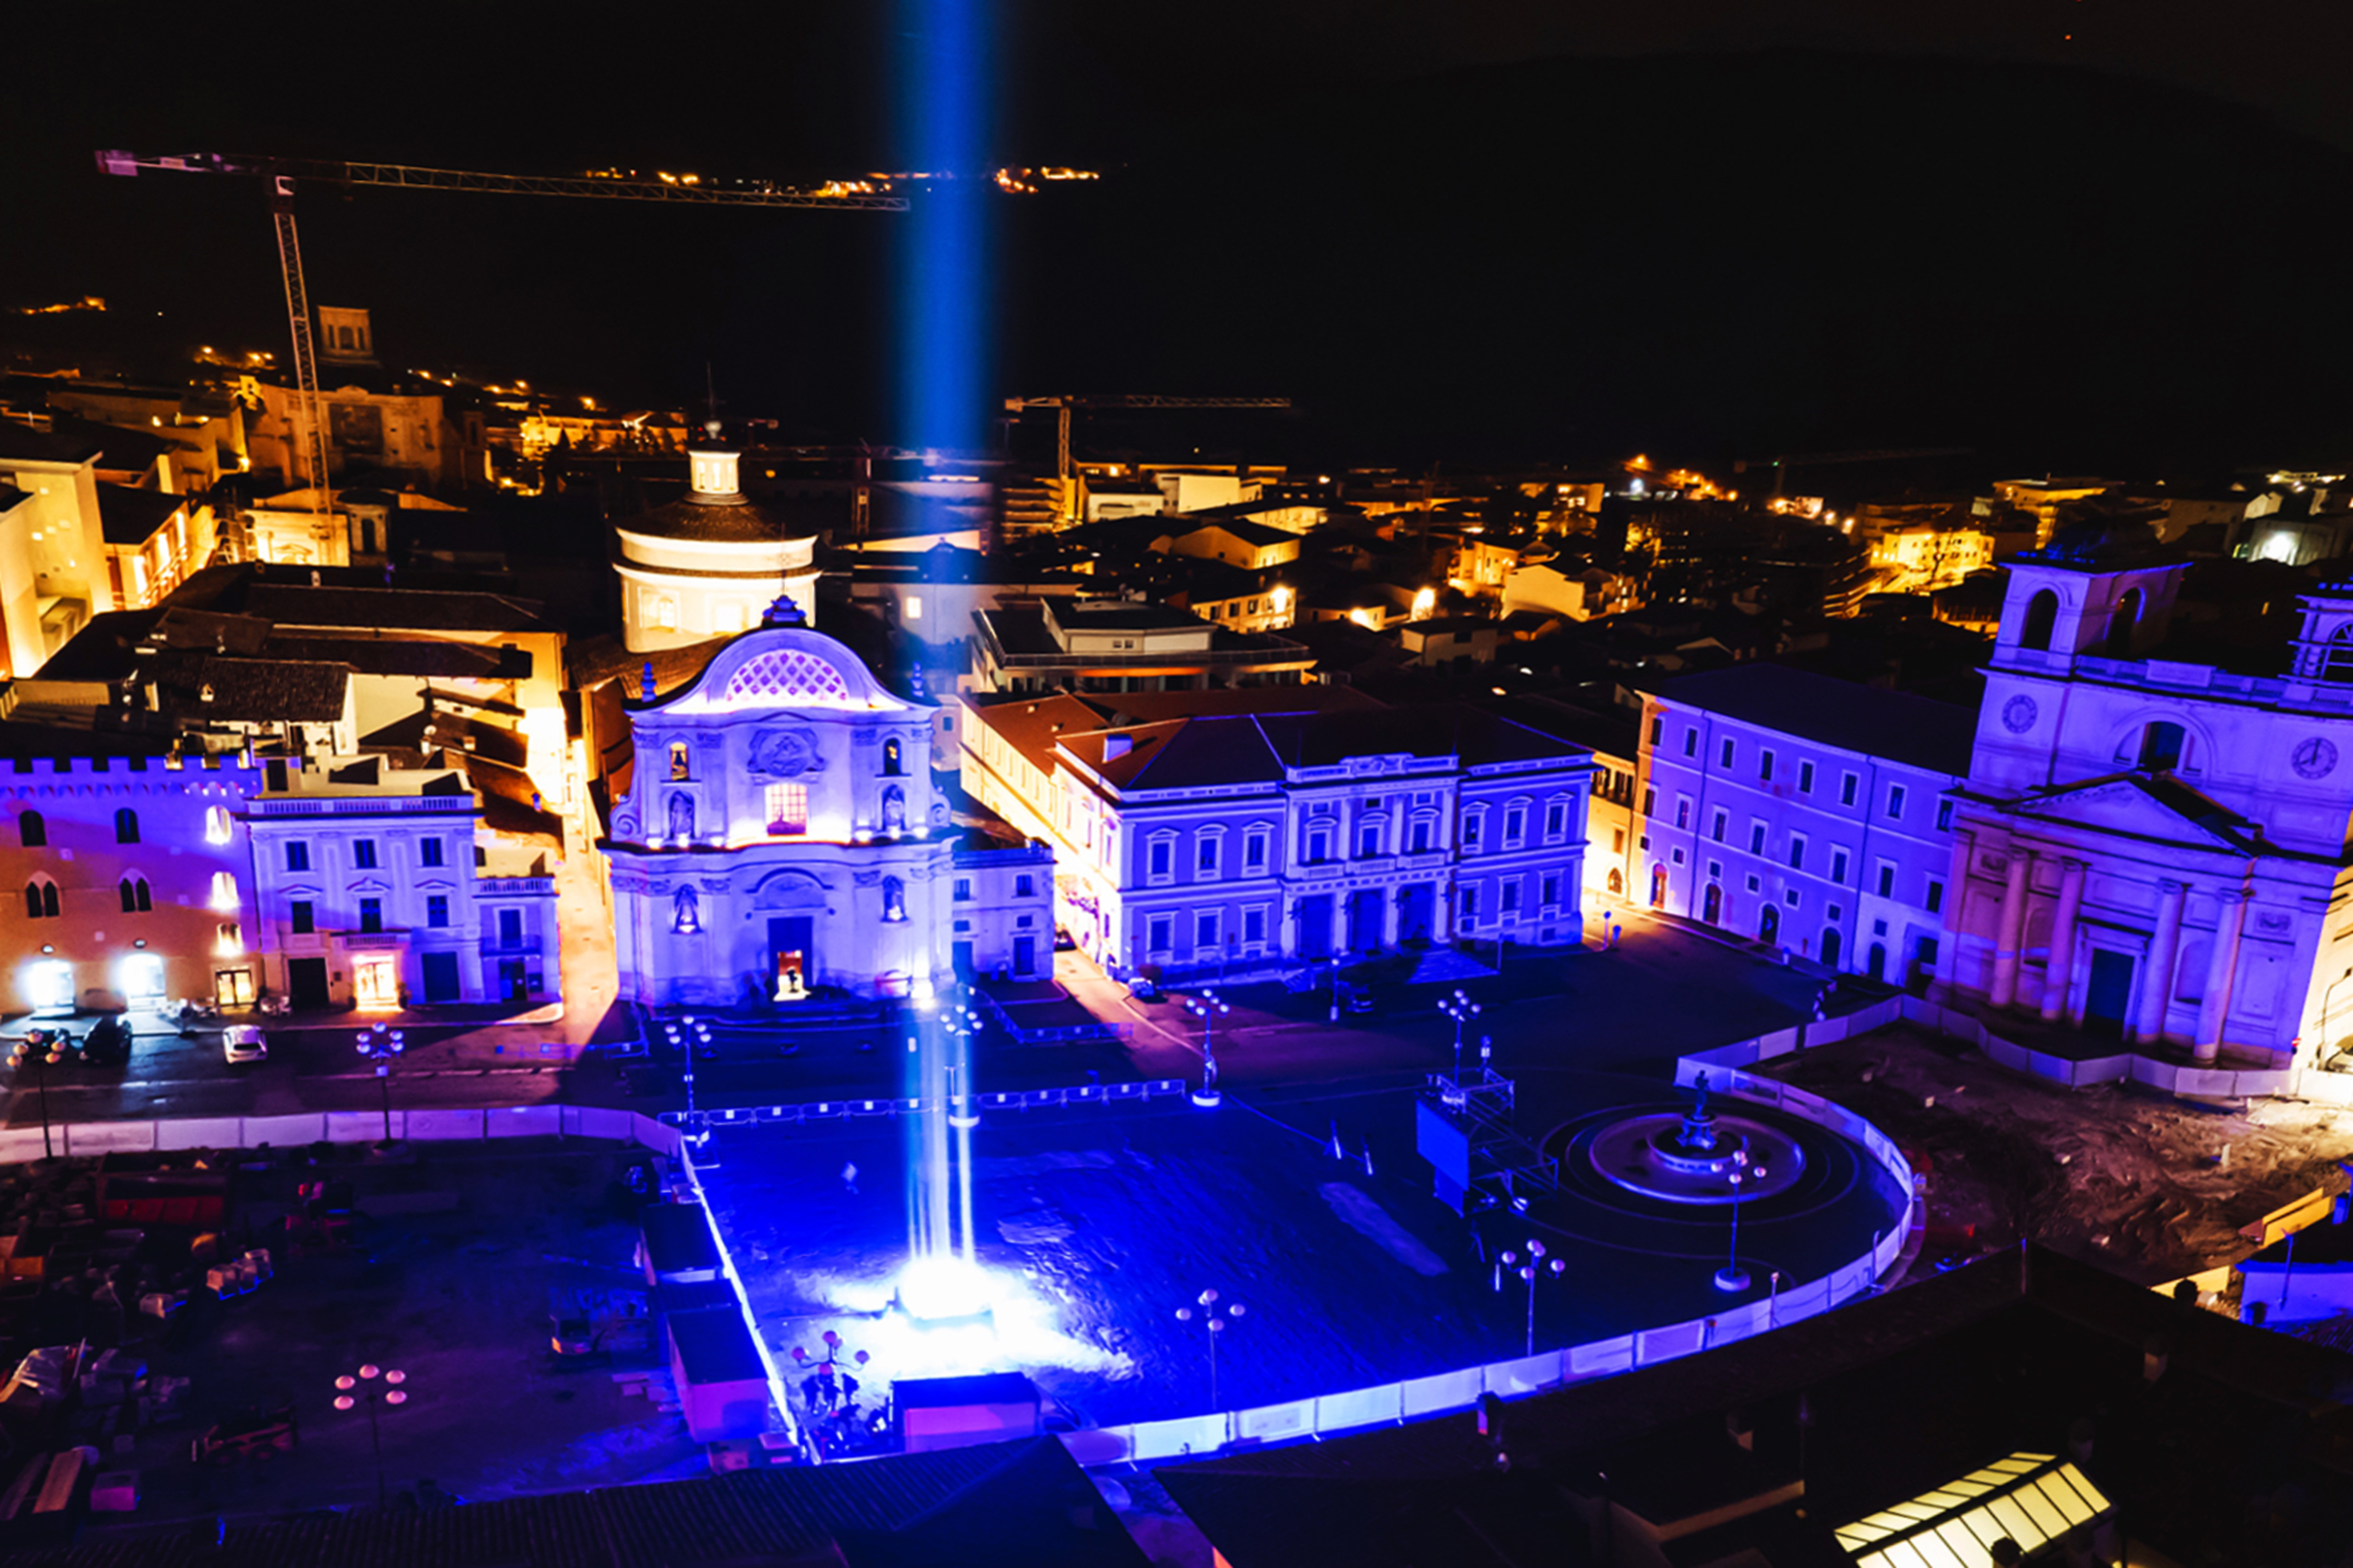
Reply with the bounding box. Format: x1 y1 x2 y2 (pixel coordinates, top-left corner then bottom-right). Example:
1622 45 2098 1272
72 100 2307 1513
749 869 829 909
749 727 825 778
2007 778 2244 850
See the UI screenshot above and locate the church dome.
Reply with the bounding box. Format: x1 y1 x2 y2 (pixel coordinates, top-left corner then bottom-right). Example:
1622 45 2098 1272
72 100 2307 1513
616 422 813 548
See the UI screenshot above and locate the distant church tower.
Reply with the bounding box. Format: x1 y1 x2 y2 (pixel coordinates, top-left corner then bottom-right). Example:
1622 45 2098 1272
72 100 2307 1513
613 423 820 652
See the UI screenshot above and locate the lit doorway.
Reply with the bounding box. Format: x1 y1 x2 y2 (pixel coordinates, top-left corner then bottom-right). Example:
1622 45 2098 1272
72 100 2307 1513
215 969 256 1007
353 955 400 1011
121 953 167 1009
25 960 73 1017
770 915 813 1001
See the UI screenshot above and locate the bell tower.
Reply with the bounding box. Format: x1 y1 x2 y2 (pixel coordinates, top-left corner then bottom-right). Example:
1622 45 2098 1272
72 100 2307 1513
2285 582 2353 683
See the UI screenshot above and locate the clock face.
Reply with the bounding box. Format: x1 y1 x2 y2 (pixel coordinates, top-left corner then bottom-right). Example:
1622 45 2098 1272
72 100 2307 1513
2293 737 2338 780
2000 695 2037 734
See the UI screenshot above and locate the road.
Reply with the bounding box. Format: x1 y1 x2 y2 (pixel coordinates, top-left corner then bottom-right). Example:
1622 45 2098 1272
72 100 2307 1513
3 915 1872 1130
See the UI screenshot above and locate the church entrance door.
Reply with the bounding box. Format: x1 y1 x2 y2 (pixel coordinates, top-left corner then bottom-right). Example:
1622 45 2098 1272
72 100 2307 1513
770 916 815 1001
2084 949 2134 1037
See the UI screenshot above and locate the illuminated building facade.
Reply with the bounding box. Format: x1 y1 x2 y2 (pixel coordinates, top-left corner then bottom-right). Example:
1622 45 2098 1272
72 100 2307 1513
1637 664 1972 988
0 748 259 1016
960 695 1590 977
1938 550 2353 1066
0 420 119 679
614 428 820 654
605 603 1049 1006
244 757 559 1010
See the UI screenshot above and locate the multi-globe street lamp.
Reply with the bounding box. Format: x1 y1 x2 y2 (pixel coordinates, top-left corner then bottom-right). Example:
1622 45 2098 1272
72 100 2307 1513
331 1362 409 1506
353 1025 406 1147
1182 989 1231 1108
1714 1153 1769 1293
1499 1239 1567 1357
1438 988 1482 1079
1175 1287 1246 1409
8 1034 65 1159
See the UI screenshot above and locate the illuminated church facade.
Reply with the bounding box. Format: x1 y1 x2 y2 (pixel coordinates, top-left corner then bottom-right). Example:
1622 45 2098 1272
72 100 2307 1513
603 601 1050 1007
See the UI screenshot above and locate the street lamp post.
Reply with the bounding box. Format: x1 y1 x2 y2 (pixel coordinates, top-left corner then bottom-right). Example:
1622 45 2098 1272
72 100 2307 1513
1498 1240 1567 1357
353 1026 407 1148
1714 1154 1767 1293
331 1362 409 1507
1439 988 1482 1082
8 1035 65 1159
1175 1288 1245 1410
1183 990 1231 1108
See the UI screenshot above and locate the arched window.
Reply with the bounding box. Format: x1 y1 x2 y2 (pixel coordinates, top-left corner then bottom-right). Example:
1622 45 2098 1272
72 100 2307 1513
1759 904 1781 944
2106 588 2143 656
2139 721 2186 770
119 877 152 914
17 811 44 848
672 885 702 935
204 805 233 845
882 737 905 777
2020 590 2059 652
25 880 58 919
879 783 907 834
210 871 240 911
881 875 907 923
669 743 691 782
2323 625 2353 684
114 807 140 844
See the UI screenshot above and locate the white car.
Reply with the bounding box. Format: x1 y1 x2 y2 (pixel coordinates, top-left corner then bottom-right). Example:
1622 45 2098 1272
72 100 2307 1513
223 1026 269 1065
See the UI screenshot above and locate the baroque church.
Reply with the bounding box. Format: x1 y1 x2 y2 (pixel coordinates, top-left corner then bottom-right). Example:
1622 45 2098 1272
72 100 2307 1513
1938 539 2353 1069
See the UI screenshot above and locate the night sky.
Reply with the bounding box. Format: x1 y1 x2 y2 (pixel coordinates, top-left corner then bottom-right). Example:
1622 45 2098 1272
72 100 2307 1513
5 1 2350 474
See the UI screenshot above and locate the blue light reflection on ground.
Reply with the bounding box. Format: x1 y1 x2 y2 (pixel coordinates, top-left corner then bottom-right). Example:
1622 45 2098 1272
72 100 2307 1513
696 1076 1904 1432
897 0 990 452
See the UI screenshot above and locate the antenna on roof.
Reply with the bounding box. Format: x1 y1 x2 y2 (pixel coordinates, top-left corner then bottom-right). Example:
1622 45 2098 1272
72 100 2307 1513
705 361 721 427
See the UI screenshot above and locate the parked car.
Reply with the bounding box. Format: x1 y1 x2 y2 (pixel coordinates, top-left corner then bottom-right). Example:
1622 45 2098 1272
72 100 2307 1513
223 1025 269 1065
79 1013 134 1067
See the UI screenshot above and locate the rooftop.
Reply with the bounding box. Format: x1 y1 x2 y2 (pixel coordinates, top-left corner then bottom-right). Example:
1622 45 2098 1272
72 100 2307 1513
94 481 186 546
1648 662 1978 775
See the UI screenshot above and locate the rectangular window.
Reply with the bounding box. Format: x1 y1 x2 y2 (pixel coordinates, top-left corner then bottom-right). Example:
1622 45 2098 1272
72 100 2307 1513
1151 840 1173 878
765 783 809 835
1016 873 1035 897
1501 880 1521 913
1799 760 1815 793
1358 825 1380 858
1760 748 1776 782
1411 819 1432 854
1149 915 1173 952
1935 799 1954 832
1682 728 1698 758
1648 716 1663 747
1505 809 1524 843
1720 738 1736 768
1246 834 1268 869
953 878 972 901
1202 837 1223 873
1307 830 1329 863
1675 799 1691 830
419 837 444 868
1460 886 1479 921
1545 802 1566 837
353 838 378 870
499 909 523 949
1461 815 1480 848
1197 912 1220 948
1245 906 1268 943
1613 828 1626 854
1926 879 1945 915
1749 822 1767 854
1711 810 1728 843
1642 788 1657 818
1746 874 1761 893
1877 863 1896 897
426 894 450 928
286 841 310 872
1830 848 1849 884
1841 772 1859 807
1788 836 1806 872
1887 785 1907 820
359 897 383 934
290 900 314 936
1542 874 1560 906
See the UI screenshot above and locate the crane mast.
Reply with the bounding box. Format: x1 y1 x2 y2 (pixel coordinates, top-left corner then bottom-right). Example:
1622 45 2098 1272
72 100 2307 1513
268 177 332 508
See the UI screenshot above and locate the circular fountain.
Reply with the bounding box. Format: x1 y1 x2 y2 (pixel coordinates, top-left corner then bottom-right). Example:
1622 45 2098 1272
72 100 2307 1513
1586 1074 1805 1204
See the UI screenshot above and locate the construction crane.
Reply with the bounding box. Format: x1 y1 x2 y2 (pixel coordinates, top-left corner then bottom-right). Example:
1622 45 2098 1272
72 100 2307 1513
1003 395 1294 525
96 149 907 516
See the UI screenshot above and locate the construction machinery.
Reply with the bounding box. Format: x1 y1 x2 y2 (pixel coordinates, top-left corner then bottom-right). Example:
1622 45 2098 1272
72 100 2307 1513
95 151 908 508
1003 394 1293 527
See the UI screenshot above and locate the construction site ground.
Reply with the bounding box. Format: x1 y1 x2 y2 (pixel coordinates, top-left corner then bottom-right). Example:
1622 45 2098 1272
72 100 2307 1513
1760 1023 2353 1288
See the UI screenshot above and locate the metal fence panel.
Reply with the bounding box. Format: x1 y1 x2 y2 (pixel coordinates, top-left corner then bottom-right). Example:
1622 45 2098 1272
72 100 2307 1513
1128 1415 1232 1461
1316 1384 1405 1434
1402 1367 1486 1415
1482 1353 1566 1398
1236 1401 1316 1444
